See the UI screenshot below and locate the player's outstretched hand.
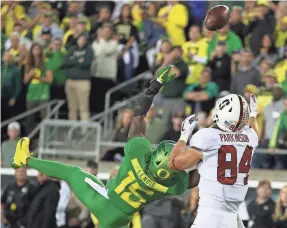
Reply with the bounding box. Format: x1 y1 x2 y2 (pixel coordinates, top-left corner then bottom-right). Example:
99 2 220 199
155 65 176 85
180 114 198 143
249 94 258 118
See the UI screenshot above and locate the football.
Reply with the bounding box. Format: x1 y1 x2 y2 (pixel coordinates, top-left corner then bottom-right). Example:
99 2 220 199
204 5 231 31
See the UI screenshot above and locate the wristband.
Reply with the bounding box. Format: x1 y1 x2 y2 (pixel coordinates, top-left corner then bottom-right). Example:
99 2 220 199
179 134 189 143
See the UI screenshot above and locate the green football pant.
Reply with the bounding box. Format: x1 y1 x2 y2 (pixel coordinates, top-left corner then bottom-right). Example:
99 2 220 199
28 157 132 228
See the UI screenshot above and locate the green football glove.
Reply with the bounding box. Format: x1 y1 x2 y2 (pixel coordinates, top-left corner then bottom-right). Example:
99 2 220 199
155 65 176 85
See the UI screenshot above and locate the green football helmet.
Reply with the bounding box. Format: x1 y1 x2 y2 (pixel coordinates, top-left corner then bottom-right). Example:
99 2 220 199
148 140 176 181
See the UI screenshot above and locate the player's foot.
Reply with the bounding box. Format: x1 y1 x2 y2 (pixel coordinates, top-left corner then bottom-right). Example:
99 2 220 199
155 65 176 85
11 137 32 168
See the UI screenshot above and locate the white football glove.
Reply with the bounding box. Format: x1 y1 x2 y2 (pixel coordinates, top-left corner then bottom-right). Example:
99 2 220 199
249 94 258 118
179 114 198 143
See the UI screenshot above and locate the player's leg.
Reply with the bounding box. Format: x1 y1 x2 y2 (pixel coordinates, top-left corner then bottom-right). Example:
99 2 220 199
12 138 104 213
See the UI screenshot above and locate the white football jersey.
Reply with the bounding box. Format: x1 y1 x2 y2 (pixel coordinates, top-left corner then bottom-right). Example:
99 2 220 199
189 127 258 212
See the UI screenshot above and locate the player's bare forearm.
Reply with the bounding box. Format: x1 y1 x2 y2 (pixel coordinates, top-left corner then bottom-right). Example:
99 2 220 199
249 116 258 136
169 146 202 171
128 116 146 140
168 140 186 167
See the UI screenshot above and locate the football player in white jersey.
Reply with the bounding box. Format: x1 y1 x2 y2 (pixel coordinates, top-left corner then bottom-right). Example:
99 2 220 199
168 94 259 228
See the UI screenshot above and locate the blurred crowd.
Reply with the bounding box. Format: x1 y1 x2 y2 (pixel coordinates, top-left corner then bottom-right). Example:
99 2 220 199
1 0 287 167
1 167 287 228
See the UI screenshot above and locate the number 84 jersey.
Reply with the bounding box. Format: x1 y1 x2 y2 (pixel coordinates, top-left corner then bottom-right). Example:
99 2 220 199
189 127 258 212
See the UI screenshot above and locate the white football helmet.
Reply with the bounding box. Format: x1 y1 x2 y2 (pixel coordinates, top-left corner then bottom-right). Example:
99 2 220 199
212 94 250 132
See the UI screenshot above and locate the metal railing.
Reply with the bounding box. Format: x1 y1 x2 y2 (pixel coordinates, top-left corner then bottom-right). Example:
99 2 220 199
38 119 102 160
28 100 66 139
1 100 65 127
103 71 152 136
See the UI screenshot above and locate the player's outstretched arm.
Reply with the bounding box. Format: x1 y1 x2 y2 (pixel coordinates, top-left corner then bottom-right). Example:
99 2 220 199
249 94 259 136
168 115 202 171
128 65 176 140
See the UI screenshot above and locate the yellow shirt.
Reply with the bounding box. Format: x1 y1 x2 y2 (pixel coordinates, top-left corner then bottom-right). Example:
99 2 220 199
182 38 207 84
1 4 25 37
60 16 91 32
131 4 142 29
275 26 287 48
274 59 287 83
157 3 188 46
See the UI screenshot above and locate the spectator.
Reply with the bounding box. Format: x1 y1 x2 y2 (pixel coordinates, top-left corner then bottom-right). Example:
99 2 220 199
275 16 287 49
46 37 67 100
182 25 208 85
93 6 112 35
39 28 53 53
114 4 139 81
1 168 34 228
254 34 279 67
184 68 219 115
281 69 287 96
62 34 93 124
1 122 21 168
153 39 172 70
208 41 231 91
85 160 98 176
229 6 246 45
144 2 166 69
1 52 22 121
5 21 32 51
157 1 188 46
141 197 185 228
248 180 275 228
274 49 287 84
208 24 242 58
62 15 78 49
268 96 287 169
244 2 276 56
56 181 70 228
6 32 21 65
253 85 284 169
273 185 287 228
160 112 184 142
258 59 272 82
60 2 91 32
33 11 63 41
91 23 120 113
1 1 25 37
26 173 60 228
102 109 133 161
160 46 189 127
231 49 261 95
145 104 165 144
24 43 53 134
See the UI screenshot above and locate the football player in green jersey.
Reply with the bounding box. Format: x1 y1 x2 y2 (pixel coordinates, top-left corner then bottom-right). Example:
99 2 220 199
11 65 199 228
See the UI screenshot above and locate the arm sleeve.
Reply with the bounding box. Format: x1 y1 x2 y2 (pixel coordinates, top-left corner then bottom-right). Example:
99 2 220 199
189 129 208 151
1 186 8 204
78 47 94 68
183 84 196 98
62 49 77 68
205 83 219 98
42 188 60 228
170 4 188 28
124 137 152 158
268 116 282 148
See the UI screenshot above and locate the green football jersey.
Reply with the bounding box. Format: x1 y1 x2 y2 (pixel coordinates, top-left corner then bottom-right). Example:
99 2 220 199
107 137 189 215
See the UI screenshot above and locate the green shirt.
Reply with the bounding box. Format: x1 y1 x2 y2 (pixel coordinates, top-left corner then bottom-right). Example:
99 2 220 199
208 30 243 58
1 138 19 167
107 137 189 215
1 63 21 99
46 51 67 85
26 66 51 102
183 81 219 99
269 111 287 148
